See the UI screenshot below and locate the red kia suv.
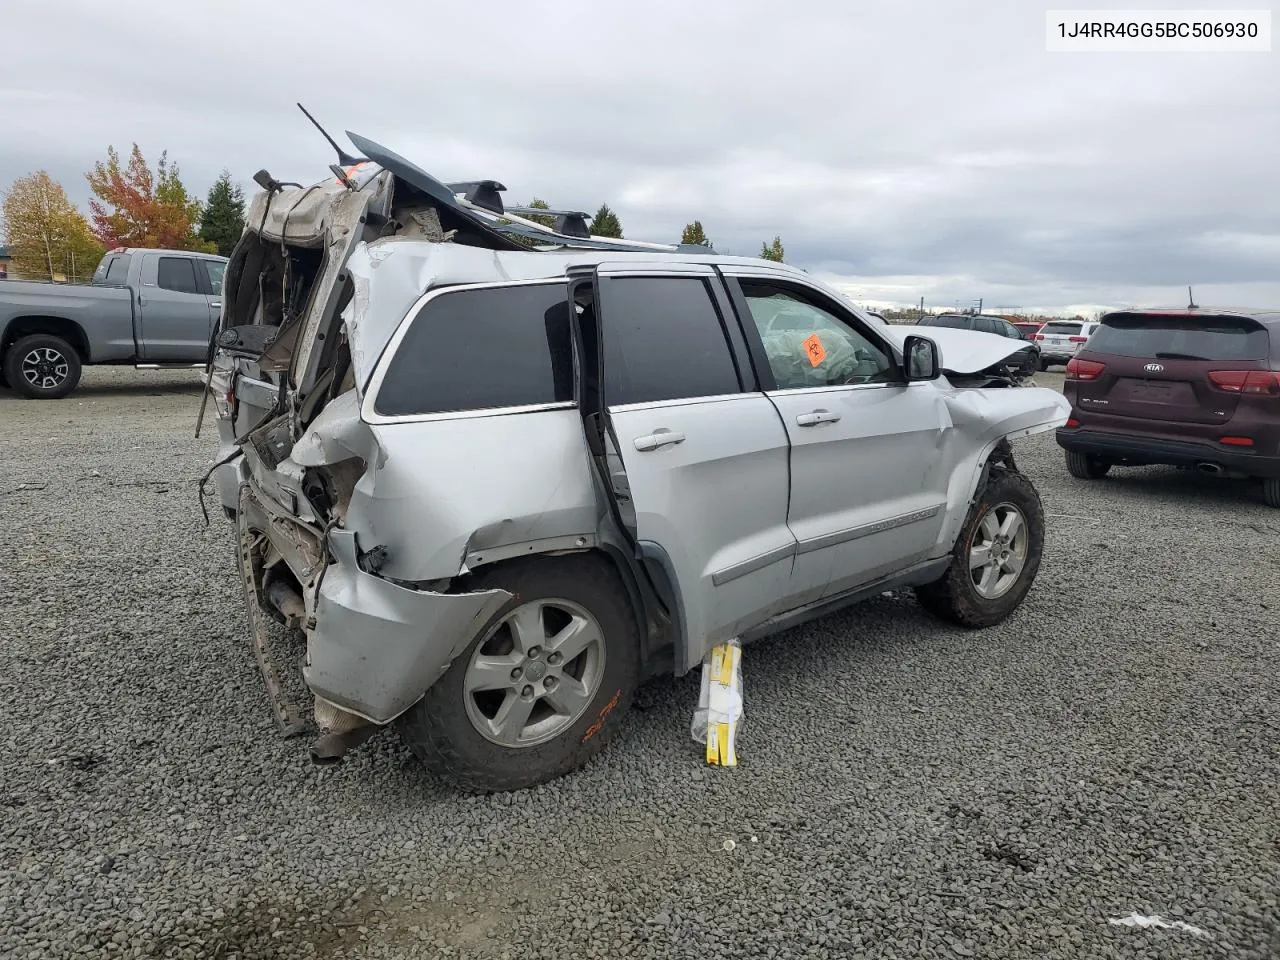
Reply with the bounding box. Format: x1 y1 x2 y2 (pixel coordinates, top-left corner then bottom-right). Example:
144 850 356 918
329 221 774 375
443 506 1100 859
1055 307 1280 507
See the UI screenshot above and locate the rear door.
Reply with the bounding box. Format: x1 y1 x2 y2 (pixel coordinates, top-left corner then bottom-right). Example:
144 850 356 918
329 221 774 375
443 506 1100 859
590 265 796 669
1072 312 1273 427
727 274 952 607
137 253 216 361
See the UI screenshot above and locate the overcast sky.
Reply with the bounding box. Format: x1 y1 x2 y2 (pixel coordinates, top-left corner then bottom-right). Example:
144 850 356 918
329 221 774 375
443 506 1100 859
2 0 1277 314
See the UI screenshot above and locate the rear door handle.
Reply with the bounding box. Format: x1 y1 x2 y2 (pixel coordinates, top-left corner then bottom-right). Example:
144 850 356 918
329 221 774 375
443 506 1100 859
796 409 841 427
633 428 686 452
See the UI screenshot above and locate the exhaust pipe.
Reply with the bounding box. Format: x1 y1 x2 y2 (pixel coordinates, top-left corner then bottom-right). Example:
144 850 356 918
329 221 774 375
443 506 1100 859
1196 462 1225 476
310 726 378 765
265 579 306 629
309 697 379 765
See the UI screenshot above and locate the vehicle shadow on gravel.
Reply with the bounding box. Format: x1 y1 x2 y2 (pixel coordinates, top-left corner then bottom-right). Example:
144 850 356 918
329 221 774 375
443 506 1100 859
1070 464 1277 516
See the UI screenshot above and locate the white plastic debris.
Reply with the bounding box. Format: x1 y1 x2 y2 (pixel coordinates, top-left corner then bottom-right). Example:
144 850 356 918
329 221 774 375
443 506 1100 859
722 839 736 852
1108 913 1212 939
691 639 743 766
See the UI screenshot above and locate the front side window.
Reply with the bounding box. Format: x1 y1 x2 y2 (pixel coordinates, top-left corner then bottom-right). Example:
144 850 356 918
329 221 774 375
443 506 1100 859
739 281 897 389
202 260 226 295
600 276 741 406
374 282 575 417
157 257 200 294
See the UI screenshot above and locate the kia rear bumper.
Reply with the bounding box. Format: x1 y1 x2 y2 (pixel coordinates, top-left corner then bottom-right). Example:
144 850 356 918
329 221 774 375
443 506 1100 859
1056 427 1280 478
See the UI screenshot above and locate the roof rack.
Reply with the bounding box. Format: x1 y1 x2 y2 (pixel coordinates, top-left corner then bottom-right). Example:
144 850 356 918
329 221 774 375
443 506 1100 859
449 179 716 254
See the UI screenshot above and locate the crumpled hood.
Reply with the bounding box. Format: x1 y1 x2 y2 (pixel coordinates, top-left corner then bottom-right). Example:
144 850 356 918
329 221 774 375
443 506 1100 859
880 324 1033 374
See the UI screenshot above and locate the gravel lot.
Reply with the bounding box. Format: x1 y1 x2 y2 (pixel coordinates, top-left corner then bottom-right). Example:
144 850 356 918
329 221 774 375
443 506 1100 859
1 367 1277 960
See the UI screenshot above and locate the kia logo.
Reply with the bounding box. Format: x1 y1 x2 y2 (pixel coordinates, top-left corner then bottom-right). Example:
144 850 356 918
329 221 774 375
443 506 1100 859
1144 363 1164 373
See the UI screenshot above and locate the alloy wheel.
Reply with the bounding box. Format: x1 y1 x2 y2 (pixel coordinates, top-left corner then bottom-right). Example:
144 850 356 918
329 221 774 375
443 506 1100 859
20 347 69 391
463 598 606 747
969 502 1029 600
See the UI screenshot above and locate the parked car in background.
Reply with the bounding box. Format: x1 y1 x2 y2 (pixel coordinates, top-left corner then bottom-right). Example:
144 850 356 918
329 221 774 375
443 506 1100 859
916 313 1041 375
0 247 227 398
1034 319 1101 370
1011 321 1044 342
208 131 1070 792
1056 307 1280 507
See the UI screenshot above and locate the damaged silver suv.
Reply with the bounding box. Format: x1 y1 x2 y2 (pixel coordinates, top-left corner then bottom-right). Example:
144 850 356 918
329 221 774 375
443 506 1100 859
204 130 1069 792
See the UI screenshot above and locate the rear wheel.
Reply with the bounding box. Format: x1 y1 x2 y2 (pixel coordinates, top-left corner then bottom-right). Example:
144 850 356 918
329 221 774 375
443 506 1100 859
1263 477 1280 509
1038 357 1049 372
1065 449 1111 479
397 555 640 793
915 469 1045 628
3 334 82 399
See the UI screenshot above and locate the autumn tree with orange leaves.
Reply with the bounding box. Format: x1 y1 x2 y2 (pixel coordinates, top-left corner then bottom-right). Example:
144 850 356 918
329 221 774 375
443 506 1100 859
85 144 215 252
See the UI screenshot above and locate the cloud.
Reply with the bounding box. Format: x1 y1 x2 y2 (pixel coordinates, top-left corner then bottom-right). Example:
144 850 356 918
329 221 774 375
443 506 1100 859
2 0 1276 312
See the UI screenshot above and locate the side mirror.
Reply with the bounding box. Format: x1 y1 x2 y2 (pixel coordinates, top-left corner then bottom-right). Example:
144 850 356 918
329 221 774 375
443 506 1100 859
903 335 941 381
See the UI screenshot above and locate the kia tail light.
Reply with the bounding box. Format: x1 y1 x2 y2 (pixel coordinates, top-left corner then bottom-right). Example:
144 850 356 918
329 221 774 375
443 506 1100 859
1208 370 1280 395
1066 358 1105 381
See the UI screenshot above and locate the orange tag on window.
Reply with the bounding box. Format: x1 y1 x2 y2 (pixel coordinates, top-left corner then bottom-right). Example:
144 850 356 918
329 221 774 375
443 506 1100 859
802 333 827 366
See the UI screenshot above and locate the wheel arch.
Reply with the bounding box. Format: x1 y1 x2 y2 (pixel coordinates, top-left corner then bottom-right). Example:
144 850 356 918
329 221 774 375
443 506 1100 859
1 315 92 362
452 543 677 680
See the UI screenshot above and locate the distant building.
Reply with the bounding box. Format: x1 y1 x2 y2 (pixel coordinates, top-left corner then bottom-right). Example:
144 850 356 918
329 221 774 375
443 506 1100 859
0 246 10 279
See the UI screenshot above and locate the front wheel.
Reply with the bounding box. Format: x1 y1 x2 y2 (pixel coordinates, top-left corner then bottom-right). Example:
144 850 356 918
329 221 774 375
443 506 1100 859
397 555 640 793
3 334 82 399
915 469 1045 628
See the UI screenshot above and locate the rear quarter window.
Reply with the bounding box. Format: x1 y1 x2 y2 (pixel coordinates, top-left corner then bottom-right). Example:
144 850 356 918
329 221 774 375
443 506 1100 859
1088 314 1270 361
374 282 575 417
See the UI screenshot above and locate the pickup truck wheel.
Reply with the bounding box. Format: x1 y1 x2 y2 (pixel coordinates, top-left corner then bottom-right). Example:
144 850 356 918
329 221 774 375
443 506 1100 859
4 334 82 399
1064 450 1111 479
914 469 1045 629
396 555 640 793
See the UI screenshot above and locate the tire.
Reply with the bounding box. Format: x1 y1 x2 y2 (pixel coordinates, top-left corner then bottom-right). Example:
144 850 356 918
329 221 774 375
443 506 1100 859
1037 357 1049 372
1263 477 1280 509
915 469 1045 629
1064 449 1111 479
397 554 641 793
3 334 82 399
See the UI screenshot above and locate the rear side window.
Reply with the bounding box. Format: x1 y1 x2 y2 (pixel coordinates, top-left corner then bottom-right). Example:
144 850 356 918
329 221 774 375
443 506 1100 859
601 277 741 405
103 256 129 284
1089 314 1270 361
157 257 200 294
375 282 575 417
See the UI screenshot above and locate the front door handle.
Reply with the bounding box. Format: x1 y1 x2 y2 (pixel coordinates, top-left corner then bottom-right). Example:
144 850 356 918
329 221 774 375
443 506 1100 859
796 409 841 427
210 301 222 309
633 428 686 452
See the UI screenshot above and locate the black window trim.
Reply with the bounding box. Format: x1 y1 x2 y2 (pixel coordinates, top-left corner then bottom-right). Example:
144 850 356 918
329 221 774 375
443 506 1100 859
362 277 580 426
722 272 906 394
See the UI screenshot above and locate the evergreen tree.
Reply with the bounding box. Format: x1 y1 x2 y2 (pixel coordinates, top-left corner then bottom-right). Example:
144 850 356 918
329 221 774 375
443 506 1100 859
198 170 246 257
592 203 623 238
681 220 710 246
759 236 785 262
